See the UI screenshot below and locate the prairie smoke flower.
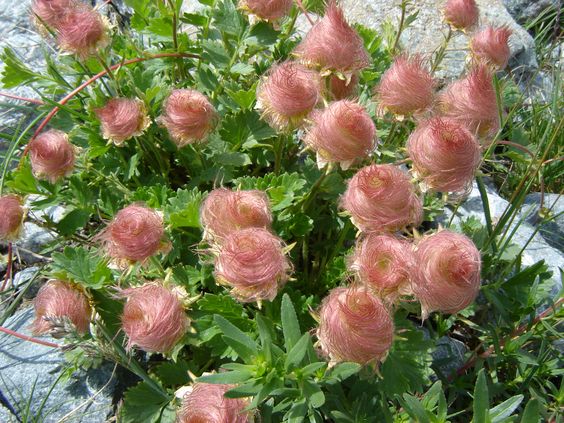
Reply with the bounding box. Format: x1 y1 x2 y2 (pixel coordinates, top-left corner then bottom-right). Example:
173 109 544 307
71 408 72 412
412 230 481 318
341 164 423 233
294 1 369 74
214 228 291 302
256 61 320 132
29 129 76 183
349 234 414 302
303 100 376 169
470 26 512 70
120 283 188 353
200 188 272 242
95 98 150 145
407 117 481 193
31 280 91 337
98 204 167 264
239 0 293 22
0 195 25 242
158 89 218 148
57 6 108 58
31 0 78 30
317 286 394 365
443 0 479 31
439 64 499 139
375 55 436 117
178 383 250 423
329 73 359 100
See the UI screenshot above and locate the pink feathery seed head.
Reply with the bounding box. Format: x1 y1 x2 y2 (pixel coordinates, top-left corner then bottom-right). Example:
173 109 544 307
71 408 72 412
303 100 376 170
412 230 481 319
158 89 218 148
317 286 394 365
0 195 25 242
470 26 512 70
294 0 370 73
443 0 479 31
256 61 321 132
200 188 272 242
407 117 481 193
178 382 250 423
29 129 76 183
120 283 188 353
95 98 150 145
329 72 359 100
439 64 499 139
376 54 436 117
31 280 91 337
31 0 78 29
340 164 423 233
98 204 166 263
214 228 292 303
56 6 108 58
349 234 415 302
239 0 293 22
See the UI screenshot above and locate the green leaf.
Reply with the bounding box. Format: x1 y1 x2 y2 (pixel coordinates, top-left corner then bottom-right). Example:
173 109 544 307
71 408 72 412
281 293 301 352
213 0 244 36
473 369 490 423
300 362 327 377
245 22 280 46
302 379 325 409
180 13 207 26
234 173 307 212
1 47 40 88
154 360 191 387
325 362 361 382
520 398 540 423
490 395 523 423
256 314 273 362
202 40 231 67
56 209 91 236
51 246 113 289
120 381 170 423
285 333 310 370
214 315 258 358
166 187 204 228
400 394 430 423
230 63 255 76
198 370 254 384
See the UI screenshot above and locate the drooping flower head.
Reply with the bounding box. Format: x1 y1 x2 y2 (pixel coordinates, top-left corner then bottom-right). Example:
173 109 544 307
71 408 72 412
294 1 369 73
341 164 423 233
349 234 415 302
56 5 108 58
303 100 376 169
214 228 292 302
375 55 436 117
317 286 394 365
200 188 272 242
98 204 167 264
256 61 320 132
443 0 479 31
31 280 91 337
31 0 78 30
29 129 76 183
95 98 150 145
329 73 359 100
178 382 250 423
120 283 188 353
407 117 481 193
470 26 512 70
239 0 293 22
0 195 25 242
439 64 499 139
412 230 481 318
158 89 218 148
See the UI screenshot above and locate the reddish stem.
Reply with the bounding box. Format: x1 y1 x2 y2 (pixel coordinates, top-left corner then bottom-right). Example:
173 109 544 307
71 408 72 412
295 0 315 26
1 242 12 292
0 92 44 105
0 325 60 348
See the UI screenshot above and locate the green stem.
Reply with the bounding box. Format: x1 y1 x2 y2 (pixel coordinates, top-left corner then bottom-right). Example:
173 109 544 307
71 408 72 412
391 0 408 53
301 166 331 213
431 28 453 74
476 175 497 254
317 220 352 280
273 136 285 175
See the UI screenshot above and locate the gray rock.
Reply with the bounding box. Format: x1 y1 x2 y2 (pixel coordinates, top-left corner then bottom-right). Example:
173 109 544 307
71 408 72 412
502 0 559 26
431 336 468 377
520 193 563 252
11 266 40 290
0 308 115 423
15 222 56 264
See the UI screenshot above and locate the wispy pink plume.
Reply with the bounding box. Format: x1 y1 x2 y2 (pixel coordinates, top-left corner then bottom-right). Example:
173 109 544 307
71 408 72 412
443 0 479 31
120 283 187 353
471 26 512 70
329 73 359 100
317 286 394 365
29 129 76 183
95 97 150 145
57 6 107 58
341 164 423 233
239 0 293 21
0 195 25 242
31 0 78 29
412 230 481 319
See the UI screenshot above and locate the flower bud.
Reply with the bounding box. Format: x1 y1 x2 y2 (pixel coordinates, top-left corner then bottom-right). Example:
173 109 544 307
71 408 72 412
0 195 25 242
439 64 499 139
178 382 250 423
470 26 512 70
256 61 320 132
57 5 108 58
214 228 291 302
31 0 78 30
120 283 188 353
29 129 76 183
317 286 394 365
158 89 218 148
341 164 423 233
349 234 414 302
239 0 293 22
375 55 435 117
294 1 369 73
200 188 272 242
31 280 91 337
443 0 479 31
407 117 481 193
95 98 150 145
98 204 167 264
412 230 481 318
303 100 376 169
329 73 359 100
